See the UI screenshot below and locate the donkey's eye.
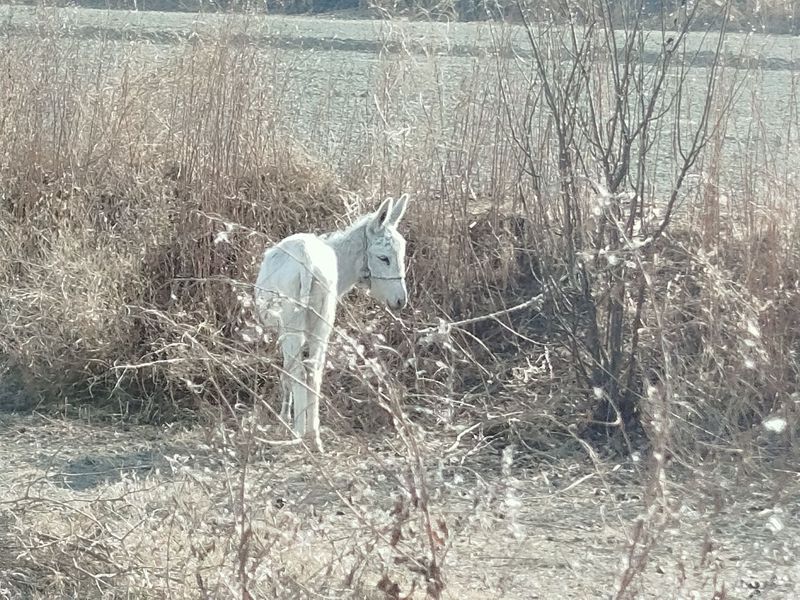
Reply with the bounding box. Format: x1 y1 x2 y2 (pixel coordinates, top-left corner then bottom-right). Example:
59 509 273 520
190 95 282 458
378 256 390 265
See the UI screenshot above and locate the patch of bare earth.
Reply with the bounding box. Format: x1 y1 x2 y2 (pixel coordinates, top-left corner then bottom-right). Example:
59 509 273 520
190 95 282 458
0 413 797 599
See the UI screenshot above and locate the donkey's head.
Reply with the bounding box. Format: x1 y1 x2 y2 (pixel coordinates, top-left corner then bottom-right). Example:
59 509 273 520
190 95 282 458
365 194 409 311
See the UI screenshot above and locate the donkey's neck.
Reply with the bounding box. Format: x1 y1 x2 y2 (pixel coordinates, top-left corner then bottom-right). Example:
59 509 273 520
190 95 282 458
322 218 369 297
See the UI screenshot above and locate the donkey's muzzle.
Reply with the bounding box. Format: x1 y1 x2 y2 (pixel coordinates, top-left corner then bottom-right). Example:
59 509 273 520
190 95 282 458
388 294 407 311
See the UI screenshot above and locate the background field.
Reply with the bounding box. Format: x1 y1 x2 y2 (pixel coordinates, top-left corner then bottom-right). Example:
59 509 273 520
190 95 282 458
1 2 799 599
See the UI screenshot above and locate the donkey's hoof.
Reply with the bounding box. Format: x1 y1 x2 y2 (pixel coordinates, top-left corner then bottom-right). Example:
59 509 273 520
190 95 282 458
304 434 324 453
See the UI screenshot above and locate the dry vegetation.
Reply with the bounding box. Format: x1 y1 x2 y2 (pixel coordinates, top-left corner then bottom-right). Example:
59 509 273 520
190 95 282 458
1 0 799 598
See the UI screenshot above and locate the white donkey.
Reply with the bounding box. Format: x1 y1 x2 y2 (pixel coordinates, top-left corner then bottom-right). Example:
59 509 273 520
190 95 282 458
254 195 410 451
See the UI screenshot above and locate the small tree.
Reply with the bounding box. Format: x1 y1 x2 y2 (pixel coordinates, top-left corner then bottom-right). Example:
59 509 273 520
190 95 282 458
505 0 736 446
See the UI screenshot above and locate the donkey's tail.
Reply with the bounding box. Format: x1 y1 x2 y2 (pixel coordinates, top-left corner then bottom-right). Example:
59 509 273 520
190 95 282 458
298 263 315 318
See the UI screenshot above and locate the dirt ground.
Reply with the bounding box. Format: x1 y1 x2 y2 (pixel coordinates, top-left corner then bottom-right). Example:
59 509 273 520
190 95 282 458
0 406 798 599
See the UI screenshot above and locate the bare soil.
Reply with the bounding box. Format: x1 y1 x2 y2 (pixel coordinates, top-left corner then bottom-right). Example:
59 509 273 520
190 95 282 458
0 407 797 599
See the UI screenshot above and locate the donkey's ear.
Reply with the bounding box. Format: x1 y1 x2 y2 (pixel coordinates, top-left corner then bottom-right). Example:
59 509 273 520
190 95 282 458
369 197 394 233
387 193 409 226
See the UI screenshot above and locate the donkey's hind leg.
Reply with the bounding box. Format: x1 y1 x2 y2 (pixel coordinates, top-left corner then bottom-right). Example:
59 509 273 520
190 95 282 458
280 332 309 437
303 285 337 453
254 296 295 426
279 371 292 423
277 302 311 444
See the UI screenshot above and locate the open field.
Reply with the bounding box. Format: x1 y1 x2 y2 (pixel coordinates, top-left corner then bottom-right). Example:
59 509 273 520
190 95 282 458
1 2 800 598
1 412 799 598
2 4 800 183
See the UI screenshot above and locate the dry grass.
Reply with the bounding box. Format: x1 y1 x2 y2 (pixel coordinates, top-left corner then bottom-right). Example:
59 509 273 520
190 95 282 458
0 2 799 598
1 414 799 599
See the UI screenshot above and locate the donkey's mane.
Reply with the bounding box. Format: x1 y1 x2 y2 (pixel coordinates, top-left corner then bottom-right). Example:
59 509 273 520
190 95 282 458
319 213 371 242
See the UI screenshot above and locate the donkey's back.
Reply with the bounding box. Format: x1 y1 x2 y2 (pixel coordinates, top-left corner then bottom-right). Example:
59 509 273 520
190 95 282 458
254 233 338 331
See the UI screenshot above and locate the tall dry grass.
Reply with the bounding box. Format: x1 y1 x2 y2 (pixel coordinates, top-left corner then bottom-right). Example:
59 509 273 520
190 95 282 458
0 10 344 415
1 0 797 475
